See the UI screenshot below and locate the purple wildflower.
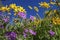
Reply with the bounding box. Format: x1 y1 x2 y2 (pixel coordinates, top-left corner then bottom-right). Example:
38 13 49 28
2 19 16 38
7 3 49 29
49 30 55 36
5 32 17 40
0 25 4 28
24 29 28 32
23 32 27 38
30 15 34 21
3 18 9 22
10 32 17 38
29 29 36 35
18 12 26 19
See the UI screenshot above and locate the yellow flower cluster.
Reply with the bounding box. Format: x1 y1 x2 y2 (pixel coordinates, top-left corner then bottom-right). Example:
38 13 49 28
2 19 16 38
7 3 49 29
0 4 26 15
0 6 10 12
52 17 60 25
39 2 50 8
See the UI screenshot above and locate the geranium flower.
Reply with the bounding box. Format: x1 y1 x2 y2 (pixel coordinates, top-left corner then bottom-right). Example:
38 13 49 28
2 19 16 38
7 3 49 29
18 12 26 19
23 32 27 38
24 29 29 33
29 29 36 35
3 18 9 22
49 30 55 36
5 32 17 40
30 15 34 21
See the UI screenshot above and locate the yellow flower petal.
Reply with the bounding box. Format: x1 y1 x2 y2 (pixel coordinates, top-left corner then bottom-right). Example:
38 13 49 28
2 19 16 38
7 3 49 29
28 6 32 9
50 2 56 5
34 6 39 12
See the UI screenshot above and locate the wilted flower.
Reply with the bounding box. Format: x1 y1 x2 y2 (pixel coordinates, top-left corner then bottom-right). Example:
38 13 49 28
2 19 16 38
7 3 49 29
18 12 26 19
29 29 36 35
49 30 55 36
30 15 34 21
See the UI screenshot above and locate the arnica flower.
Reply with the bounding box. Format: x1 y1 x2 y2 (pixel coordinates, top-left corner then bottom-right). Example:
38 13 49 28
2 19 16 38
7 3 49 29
30 15 34 21
5 32 17 40
9 4 17 9
39 2 50 8
1 7 7 12
18 12 26 19
18 6 26 13
52 17 60 25
49 30 55 36
29 29 36 35
3 18 9 22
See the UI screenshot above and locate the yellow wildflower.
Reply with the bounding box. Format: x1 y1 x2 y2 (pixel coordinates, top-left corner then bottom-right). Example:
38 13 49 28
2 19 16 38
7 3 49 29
9 4 17 9
39 2 50 8
1 5 10 12
45 10 52 16
52 17 60 25
34 6 39 12
18 6 26 13
1 7 6 12
14 7 18 13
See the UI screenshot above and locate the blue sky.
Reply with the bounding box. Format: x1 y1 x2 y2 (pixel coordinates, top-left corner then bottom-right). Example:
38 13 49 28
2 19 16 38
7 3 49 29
1 0 58 19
